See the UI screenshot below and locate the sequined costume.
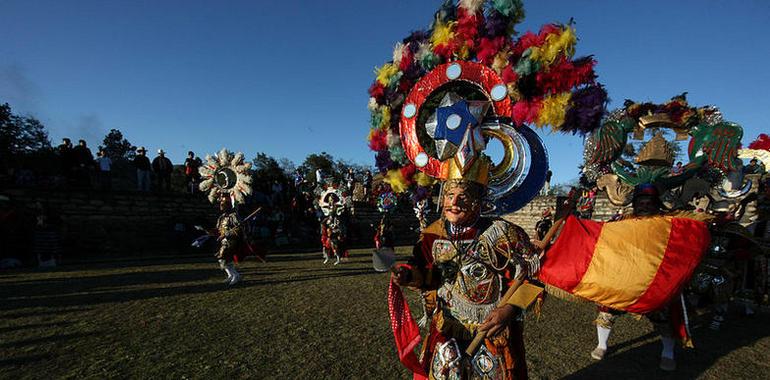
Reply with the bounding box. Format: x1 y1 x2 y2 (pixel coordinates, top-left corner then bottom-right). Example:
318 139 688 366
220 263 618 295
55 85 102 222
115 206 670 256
321 212 348 265
402 218 541 380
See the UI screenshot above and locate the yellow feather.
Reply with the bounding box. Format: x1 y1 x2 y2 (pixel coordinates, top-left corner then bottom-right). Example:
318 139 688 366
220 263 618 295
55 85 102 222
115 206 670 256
375 63 399 86
430 20 456 48
492 50 511 74
384 168 410 193
380 107 391 130
415 171 436 187
533 26 577 66
536 92 571 130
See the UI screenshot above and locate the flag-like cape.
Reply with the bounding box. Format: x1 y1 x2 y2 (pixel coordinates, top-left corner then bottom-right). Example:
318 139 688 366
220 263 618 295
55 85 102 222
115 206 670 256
540 214 710 313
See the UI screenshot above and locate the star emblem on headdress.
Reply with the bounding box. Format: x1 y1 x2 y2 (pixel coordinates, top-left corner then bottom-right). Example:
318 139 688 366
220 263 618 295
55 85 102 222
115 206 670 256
425 92 489 161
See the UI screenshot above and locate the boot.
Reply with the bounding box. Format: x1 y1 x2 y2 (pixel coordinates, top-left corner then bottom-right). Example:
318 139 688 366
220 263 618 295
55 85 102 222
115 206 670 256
322 250 329 264
334 254 341 266
219 260 232 283
228 264 241 286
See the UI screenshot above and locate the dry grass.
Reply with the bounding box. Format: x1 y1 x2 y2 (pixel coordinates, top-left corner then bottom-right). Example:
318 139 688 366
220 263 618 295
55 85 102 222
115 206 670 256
1 249 768 379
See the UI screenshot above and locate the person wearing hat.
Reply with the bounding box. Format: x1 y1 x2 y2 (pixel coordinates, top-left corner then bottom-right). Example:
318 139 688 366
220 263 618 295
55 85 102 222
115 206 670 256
590 183 683 371
133 147 151 191
152 149 173 192
535 208 553 241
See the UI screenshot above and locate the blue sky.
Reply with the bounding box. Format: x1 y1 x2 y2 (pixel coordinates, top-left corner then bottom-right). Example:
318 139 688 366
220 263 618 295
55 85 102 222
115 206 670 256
1 0 768 184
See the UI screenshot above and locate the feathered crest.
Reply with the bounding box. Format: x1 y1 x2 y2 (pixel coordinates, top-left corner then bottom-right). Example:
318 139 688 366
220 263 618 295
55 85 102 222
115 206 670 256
198 148 253 205
366 0 605 194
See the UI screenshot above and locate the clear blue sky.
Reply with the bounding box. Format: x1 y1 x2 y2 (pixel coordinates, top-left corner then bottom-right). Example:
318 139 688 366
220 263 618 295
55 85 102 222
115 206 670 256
1 0 768 184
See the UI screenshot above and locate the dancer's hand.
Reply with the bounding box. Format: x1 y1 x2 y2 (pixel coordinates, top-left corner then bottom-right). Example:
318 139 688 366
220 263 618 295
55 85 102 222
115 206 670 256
393 265 413 286
478 305 515 337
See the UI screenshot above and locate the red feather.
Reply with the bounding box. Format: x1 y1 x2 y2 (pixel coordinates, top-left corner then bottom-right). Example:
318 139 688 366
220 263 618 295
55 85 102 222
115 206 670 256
748 133 770 151
368 82 386 103
368 129 389 152
512 98 543 125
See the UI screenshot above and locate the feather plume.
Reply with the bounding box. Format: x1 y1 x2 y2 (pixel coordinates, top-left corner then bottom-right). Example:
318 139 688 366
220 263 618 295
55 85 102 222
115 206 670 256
231 152 244 167
492 0 524 19
430 20 456 49
536 92 572 130
415 171 436 187
217 149 230 167
392 42 405 67
562 85 607 135
375 63 400 87
748 133 770 151
484 9 508 38
459 0 484 14
368 128 389 151
375 150 395 173
416 42 440 70
512 98 543 125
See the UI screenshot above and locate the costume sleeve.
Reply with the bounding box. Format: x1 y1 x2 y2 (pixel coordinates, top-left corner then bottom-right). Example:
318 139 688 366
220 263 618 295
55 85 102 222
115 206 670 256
496 223 540 281
402 234 440 290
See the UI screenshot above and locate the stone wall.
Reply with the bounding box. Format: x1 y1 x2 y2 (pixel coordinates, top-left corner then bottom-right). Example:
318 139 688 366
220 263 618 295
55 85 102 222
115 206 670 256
3 187 765 262
3 188 219 259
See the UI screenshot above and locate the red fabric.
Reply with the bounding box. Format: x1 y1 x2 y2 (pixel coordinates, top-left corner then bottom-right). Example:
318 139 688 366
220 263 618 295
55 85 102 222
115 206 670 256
539 216 603 292
388 276 428 378
627 218 710 313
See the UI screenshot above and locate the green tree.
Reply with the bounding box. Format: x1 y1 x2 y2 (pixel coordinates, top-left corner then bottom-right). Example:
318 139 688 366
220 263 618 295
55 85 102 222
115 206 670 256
252 153 288 190
101 129 136 161
300 152 337 182
0 103 51 159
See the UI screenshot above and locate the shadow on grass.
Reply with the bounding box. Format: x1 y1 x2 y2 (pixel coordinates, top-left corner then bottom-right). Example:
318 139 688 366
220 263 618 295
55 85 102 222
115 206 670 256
245 268 379 287
0 321 73 334
563 313 770 379
1 282 229 310
0 331 100 349
0 268 218 298
0 354 51 368
0 308 92 319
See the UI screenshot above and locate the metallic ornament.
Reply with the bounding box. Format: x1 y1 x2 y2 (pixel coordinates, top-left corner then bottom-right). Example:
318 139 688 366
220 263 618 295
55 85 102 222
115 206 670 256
403 103 417 118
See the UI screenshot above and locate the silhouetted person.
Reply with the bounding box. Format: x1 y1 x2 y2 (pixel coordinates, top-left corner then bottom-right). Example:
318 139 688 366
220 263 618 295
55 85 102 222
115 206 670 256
57 138 75 182
184 151 202 194
152 149 173 192
133 147 151 191
72 139 94 187
95 148 112 191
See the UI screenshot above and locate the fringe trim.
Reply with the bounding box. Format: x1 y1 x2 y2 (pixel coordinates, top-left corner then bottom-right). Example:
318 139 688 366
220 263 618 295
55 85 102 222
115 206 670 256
544 284 589 304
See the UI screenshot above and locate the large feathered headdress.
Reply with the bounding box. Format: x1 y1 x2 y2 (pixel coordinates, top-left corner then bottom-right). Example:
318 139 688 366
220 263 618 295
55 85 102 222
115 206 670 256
366 0 606 213
198 148 253 205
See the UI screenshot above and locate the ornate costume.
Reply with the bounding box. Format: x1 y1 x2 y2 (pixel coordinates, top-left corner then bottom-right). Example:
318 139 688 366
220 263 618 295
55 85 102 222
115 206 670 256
198 148 253 286
318 187 351 265
368 0 606 378
403 216 541 380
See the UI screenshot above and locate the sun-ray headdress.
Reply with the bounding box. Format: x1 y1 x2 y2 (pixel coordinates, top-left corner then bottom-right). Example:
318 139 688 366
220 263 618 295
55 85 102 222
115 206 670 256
198 148 253 205
366 0 606 213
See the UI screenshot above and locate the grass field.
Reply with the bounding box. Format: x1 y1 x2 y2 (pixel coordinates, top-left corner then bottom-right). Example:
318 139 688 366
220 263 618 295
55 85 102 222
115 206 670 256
1 248 769 379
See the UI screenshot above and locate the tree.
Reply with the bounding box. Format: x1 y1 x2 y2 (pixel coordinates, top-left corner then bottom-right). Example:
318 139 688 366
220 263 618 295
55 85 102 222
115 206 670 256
0 103 51 159
252 152 288 190
101 129 136 161
300 152 336 181
277 157 296 177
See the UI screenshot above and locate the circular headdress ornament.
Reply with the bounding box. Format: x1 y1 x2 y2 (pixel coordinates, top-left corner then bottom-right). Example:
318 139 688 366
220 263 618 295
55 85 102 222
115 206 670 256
319 187 350 216
199 148 253 205
377 191 398 213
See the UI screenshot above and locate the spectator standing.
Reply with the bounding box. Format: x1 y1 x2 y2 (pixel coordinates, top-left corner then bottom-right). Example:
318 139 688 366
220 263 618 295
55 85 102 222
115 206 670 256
152 149 173 192
363 170 373 200
72 139 94 187
271 180 283 205
344 168 355 192
95 148 112 191
184 151 202 194
542 170 553 195
315 168 324 186
133 147 151 191
57 138 75 182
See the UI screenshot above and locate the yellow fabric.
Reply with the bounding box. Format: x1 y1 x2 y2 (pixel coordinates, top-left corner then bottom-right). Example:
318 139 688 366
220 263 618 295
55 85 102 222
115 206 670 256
571 216 672 309
505 283 544 309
